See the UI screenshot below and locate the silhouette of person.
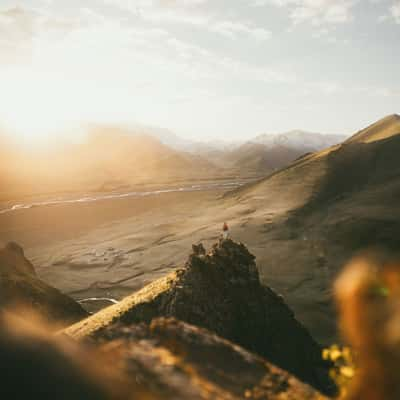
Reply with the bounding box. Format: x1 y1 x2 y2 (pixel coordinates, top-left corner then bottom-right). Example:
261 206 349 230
222 222 229 240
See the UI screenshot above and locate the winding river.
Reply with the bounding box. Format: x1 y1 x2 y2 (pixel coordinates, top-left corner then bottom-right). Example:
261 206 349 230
0 180 246 215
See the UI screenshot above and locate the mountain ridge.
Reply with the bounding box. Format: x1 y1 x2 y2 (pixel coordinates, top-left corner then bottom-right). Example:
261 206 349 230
65 239 334 394
221 114 400 342
345 114 400 144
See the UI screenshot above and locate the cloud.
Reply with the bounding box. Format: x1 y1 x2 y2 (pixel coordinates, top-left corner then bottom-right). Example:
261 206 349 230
390 1 400 23
0 3 290 139
211 20 271 40
0 5 107 64
103 0 271 41
378 1 400 24
0 7 35 41
305 81 400 98
255 0 357 27
0 7 37 63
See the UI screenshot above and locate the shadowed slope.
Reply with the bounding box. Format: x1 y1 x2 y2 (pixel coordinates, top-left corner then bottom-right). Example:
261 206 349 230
224 142 305 175
222 114 400 343
0 242 88 325
0 242 36 276
219 131 345 177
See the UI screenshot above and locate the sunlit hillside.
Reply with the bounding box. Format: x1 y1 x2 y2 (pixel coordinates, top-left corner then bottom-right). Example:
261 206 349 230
0 126 222 199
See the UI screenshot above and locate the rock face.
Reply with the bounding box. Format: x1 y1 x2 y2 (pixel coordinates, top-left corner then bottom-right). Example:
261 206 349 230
0 242 88 325
66 239 333 394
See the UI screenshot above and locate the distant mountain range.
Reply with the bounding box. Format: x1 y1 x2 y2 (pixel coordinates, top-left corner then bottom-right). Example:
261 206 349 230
0 122 349 198
142 126 347 176
139 125 345 155
203 130 347 175
130 123 240 153
252 130 345 152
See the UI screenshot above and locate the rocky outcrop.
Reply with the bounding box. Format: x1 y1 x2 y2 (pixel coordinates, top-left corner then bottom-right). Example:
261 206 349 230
0 242 88 325
66 239 334 394
0 242 36 276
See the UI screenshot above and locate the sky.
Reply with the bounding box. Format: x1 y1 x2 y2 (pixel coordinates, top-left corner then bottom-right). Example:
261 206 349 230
0 0 399 143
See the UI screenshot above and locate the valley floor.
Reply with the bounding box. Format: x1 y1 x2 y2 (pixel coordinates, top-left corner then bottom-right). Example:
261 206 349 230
0 180 336 344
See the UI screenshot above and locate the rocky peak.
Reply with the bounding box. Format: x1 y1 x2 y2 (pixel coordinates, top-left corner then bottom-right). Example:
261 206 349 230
169 239 333 394
66 239 334 395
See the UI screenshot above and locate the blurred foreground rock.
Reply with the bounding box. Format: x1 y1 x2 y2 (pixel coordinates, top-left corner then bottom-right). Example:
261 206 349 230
0 312 328 400
98 317 329 400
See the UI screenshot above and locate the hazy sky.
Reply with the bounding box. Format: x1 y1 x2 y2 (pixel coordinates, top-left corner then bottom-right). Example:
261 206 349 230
0 0 399 142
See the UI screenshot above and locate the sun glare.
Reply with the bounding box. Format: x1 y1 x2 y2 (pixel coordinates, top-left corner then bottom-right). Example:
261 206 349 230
0 67 80 146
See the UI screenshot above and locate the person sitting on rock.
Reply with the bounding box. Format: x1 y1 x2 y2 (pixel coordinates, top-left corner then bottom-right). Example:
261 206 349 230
222 222 229 240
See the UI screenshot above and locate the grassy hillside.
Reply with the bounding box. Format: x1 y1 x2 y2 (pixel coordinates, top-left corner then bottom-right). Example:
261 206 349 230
224 114 400 342
345 114 400 144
